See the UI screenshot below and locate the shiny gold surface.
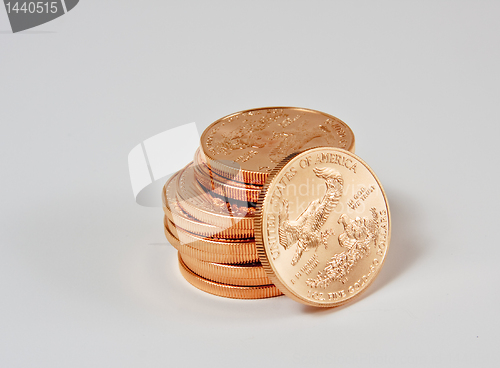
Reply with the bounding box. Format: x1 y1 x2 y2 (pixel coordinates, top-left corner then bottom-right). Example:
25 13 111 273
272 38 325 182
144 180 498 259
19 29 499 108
194 148 263 190
164 217 259 264
200 107 355 185
176 163 254 229
179 253 271 286
178 253 282 299
162 172 254 239
255 147 390 307
193 148 262 203
193 162 262 203
165 215 257 253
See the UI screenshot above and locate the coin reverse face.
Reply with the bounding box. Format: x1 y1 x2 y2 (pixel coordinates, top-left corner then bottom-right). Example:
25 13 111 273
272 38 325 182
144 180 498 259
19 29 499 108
200 107 355 184
255 147 390 307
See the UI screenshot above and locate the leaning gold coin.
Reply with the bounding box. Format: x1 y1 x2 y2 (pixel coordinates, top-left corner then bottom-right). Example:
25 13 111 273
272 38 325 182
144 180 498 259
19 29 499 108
179 253 271 286
178 253 282 299
200 107 355 185
255 147 390 307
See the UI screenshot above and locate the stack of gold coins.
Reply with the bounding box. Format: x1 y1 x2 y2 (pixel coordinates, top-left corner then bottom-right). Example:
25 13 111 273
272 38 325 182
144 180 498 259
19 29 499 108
162 107 356 299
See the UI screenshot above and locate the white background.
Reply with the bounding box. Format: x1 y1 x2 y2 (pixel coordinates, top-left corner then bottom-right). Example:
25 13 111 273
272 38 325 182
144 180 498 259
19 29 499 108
1 1 499 367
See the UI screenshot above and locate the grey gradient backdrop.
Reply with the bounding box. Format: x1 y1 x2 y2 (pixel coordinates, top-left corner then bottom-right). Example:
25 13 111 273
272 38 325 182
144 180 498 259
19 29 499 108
1 1 499 367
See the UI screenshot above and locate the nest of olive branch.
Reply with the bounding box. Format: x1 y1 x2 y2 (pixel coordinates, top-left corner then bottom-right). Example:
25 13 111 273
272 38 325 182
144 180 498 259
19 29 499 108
306 209 379 289
306 245 370 288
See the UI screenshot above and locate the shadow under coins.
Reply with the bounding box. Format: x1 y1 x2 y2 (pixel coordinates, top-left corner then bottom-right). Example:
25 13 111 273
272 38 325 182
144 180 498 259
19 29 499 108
159 245 301 320
302 188 425 314
160 188 426 315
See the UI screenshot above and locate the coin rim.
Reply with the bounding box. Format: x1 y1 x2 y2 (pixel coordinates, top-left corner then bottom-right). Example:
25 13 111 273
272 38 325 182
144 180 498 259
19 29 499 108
255 147 391 307
162 175 255 239
177 253 283 299
193 162 262 203
200 107 356 184
194 147 263 190
179 253 271 286
176 163 255 229
164 219 259 264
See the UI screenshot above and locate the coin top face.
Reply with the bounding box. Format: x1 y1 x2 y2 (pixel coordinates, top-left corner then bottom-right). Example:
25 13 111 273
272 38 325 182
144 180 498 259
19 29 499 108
255 147 390 307
201 107 355 174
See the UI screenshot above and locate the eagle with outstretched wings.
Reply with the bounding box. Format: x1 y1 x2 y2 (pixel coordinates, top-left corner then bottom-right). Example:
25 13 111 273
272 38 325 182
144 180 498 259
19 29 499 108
278 167 343 266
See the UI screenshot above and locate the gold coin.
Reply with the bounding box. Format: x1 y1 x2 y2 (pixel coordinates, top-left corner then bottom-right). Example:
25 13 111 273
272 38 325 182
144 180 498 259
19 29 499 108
178 253 282 299
194 148 263 190
255 147 390 307
176 163 254 229
162 171 254 239
164 216 257 254
164 217 259 264
193 162 262 203
179 253 271 286
193 148 262 203
200 107 355 185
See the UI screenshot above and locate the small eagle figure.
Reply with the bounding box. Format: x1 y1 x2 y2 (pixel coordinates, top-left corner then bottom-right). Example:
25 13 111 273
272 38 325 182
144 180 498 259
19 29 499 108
278 167 343 266
337 210 379 253
305 209 380 288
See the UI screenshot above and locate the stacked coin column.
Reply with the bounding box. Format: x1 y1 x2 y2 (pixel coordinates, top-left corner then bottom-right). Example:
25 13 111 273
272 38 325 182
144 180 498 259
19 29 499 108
162 107 356 300
162 151 281 299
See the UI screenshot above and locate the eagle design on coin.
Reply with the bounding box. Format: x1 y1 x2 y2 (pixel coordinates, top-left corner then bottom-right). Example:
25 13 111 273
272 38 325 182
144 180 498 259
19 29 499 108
278 167 343 266
306 209 380 288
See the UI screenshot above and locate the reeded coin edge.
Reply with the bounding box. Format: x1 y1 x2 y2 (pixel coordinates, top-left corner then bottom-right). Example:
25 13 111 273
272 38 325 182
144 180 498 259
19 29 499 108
255 147 391 308
176 163 255 228
194 164 262 203
164 216 258 253
194 148 263 190
200 107 356 184
163 178 255 240
164 221 259 264
177 253 283 299
179 253 271 286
